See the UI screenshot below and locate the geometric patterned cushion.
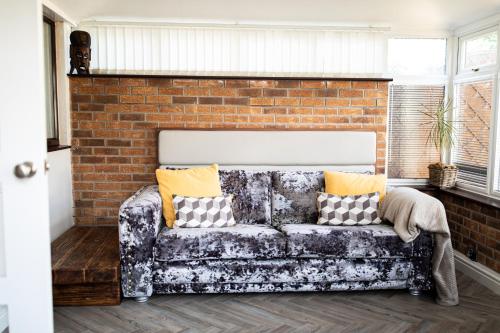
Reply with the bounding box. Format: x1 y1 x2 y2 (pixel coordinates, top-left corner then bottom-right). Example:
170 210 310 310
317 192 381 226
173 195 236 228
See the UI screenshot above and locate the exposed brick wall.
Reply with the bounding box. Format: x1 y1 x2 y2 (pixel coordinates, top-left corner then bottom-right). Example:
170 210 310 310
440 191 500 272
70 76 388 225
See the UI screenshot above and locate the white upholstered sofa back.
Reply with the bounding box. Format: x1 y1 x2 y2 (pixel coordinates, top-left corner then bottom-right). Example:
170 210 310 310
158 130 376 172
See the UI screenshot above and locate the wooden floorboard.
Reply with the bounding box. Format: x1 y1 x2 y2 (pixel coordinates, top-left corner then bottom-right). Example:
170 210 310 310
54 271 500 333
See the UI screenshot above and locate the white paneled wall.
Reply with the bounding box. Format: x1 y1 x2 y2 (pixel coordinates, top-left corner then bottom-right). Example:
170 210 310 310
78 24 387 75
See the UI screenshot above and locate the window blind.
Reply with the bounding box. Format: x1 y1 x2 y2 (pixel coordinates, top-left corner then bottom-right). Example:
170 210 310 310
77 24 387 75
452 80 493 189
388 85 444 179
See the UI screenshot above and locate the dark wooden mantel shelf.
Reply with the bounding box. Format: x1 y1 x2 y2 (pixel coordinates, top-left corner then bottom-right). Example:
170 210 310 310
68 71 393 81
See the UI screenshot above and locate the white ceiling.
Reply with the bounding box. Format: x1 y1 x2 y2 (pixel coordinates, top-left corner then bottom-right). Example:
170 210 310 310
48 0 500 32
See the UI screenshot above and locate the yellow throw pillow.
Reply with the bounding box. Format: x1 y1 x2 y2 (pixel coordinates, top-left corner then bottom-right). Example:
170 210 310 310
156 164 222 228
324 171 387 202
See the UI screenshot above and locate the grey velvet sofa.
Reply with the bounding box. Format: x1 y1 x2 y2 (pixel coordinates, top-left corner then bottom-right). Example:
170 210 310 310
119 169 433 302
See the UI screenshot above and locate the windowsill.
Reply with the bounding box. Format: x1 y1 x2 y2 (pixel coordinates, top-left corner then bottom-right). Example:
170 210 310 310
47 145 71 153
440 187 500 210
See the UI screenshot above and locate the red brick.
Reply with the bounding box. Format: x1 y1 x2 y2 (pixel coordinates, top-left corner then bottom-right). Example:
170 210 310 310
158 87 183 95
79 103 106 112
107 139 131 147
120 78 146 86
276 80 300 88
352 81 377 89
93 78 119 86
289 89 314 97
276 115 300 123
315 89 338 97
79 86 105 94
301 116 325 123
249 80 275 88
226 79 249 88
238 88 262 97
288 108 312 115
120 95 145 104
326 99 350 107
301 98 324 107
224 97 249 105
275 97 300 106
146 95 172 104
301 80 326 89
172 96 197 104
146 78 173 87
262 107 286 115
199 80 224 87
326 81 351 89
131 86 158 95
351 99 376 107
339 89 363 98
184 87 210 96
199 97 223 105
249 115 274 123
172 79 198 87
224 115 249 123
250 97 274 106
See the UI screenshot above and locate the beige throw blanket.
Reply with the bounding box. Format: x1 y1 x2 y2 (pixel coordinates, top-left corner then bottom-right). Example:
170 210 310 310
380 187 459 306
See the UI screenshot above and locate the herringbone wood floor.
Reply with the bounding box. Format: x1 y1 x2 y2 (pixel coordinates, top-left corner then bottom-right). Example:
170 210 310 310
54 272 500 333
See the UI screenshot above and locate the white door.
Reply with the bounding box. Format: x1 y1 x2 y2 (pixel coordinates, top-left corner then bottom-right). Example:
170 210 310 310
0 0 54 331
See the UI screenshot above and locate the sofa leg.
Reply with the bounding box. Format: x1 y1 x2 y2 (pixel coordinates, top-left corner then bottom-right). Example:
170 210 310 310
408 289 423 296
134 296 149 303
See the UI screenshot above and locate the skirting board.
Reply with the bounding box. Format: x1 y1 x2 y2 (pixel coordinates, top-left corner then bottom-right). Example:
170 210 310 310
0 305 7 332
455 251 500 295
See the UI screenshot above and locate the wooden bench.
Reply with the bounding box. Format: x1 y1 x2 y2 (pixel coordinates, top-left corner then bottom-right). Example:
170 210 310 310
51 226 121 306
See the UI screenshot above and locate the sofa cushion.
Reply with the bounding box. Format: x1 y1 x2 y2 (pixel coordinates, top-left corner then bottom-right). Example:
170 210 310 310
271 171 324 227
154 224 286 262
325 171 387 201
282 223 413 258
156 164 222 228
219 170 272 224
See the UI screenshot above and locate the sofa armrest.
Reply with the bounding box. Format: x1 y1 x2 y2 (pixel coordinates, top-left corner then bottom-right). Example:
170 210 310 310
119 185 162 298
408 231 434 292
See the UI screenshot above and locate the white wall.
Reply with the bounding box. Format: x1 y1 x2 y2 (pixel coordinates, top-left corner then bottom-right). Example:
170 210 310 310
47 149 73 240
43 7 74 241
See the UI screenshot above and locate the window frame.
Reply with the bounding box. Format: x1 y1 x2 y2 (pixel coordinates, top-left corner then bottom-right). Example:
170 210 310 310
43 16 60 151
452 23 500 199
386 35 451 185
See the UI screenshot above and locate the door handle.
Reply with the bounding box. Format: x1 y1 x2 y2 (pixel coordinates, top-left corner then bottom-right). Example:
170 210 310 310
14 161 37 178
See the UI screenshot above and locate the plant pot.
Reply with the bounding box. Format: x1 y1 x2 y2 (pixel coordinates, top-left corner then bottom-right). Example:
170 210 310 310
428 163 457 188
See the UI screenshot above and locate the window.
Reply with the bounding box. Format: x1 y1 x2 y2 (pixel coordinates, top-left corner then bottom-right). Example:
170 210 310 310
388 85 444 178
459 29 498 72
43 17 59 150
453 23 499 196
452 80 494 189
388 38 447 76
387 38 447 181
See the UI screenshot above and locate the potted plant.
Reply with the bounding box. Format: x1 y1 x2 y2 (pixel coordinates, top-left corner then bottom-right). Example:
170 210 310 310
421 98 458 188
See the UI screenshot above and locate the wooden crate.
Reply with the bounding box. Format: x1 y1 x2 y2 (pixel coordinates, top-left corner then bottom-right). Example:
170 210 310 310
51 226 121 306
